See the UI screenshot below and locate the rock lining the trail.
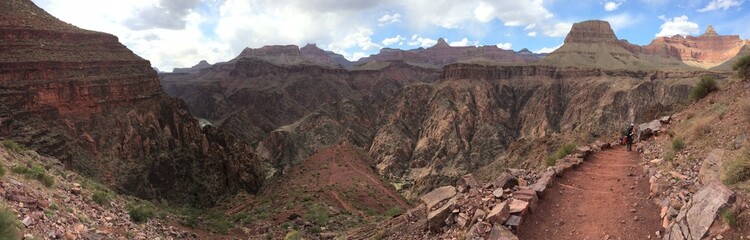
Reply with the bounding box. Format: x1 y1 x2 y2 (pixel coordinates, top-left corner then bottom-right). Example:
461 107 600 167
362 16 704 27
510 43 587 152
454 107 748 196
663 183 735 240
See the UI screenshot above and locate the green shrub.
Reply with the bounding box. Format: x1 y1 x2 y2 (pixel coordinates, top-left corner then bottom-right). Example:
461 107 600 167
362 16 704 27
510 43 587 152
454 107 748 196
723 149 750 185
0 165 5 177
733 55 750 81
304 204 329 226
92 190 111 206
284 230 302 240
689 76 718 102
11 164 54 187
0 205 22 239
208 216 232 234
128 202 156 223
383 207 403 218
671 138 685 152
721 208 737 227
1 140 26 153
39 174 54 187
545 143 576 166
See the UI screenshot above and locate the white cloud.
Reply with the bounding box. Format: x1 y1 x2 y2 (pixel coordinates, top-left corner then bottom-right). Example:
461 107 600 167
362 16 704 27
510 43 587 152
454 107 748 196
382 35 406 45
449 38 478 46
378 13 401 26
351 52 369 61
697 0 744 12
535 43 563 53
604 2 622 11
408 34 438 48
542 23 573 37
400 0 567 37
496 42 513 50
655 15 700 37
603 13 643 31
327 28 380 59
33 0 579 70
33 0 234 71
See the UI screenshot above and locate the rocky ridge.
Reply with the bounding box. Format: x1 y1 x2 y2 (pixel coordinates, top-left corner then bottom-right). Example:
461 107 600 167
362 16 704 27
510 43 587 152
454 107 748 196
229 44 351 68
0 0 263 206
622 25 750 69
356 38 543 68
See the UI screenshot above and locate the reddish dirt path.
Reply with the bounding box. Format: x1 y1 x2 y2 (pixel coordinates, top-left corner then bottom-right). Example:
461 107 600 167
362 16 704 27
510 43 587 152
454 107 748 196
518 146 662 240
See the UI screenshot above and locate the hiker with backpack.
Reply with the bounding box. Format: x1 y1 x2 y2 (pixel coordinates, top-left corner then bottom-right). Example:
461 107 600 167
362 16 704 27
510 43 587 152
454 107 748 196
625 123 635 151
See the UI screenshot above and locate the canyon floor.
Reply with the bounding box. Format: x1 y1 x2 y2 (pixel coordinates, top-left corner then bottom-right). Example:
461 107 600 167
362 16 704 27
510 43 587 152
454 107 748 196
519 146 662 240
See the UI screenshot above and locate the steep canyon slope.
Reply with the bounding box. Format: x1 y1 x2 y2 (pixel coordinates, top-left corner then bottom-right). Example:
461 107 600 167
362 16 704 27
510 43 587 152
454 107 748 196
160 20 728 200
0 0 263 206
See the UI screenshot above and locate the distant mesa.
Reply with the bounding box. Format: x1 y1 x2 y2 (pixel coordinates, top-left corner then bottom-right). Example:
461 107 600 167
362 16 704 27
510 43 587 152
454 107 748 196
541 20 661 70
563 20 620 45
172 60 211 73
228 44 351 68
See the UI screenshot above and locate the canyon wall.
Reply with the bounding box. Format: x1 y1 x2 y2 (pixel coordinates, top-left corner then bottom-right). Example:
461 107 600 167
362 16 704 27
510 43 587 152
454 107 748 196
0 0 263 206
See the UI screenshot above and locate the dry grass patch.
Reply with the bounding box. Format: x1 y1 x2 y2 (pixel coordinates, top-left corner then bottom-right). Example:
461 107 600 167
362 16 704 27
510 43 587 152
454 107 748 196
723 149 750 185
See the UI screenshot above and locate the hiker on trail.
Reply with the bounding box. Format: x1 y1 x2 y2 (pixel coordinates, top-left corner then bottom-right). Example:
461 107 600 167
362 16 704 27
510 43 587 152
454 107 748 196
626 123 635 151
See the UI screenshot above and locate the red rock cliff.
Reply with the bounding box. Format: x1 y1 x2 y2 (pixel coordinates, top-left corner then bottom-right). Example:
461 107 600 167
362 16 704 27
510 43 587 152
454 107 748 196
0 0 263 206
622 25 750 69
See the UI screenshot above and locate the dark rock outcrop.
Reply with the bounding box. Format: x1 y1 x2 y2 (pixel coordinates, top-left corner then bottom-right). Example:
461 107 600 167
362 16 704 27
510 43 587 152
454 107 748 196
0 0 263 206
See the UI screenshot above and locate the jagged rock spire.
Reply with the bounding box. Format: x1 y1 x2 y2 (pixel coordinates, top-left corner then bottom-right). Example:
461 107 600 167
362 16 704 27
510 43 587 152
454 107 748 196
703 25 718 36
433 38 450 48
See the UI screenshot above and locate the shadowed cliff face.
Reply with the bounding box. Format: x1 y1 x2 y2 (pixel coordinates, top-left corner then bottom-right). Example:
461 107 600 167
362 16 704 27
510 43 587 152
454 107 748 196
0 0 263 206
161 59 441 174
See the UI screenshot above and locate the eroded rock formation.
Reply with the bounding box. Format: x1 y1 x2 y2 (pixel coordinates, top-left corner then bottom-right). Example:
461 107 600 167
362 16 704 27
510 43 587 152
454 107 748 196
0 0 263 206
356 38 544 67
622 25 750 69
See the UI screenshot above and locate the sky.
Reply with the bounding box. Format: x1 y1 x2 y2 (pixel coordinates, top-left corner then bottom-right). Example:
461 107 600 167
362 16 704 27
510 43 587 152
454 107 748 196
32 0 750 71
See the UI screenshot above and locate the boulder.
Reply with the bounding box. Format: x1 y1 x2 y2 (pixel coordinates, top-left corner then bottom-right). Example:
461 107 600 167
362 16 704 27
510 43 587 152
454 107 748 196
513 189 538 205
467 222 493 239
492 173 518 190
487 201 510 225
530 170 554 197
420 186 457 210
426 196 456 232
420 186 459 232
659 115 672 124
663 183 735 240
457 174 481 191
639 120 662 140
698 149 724 184
488 224 519 240
505 215 523 230
508 199 529 215
574 146 592 156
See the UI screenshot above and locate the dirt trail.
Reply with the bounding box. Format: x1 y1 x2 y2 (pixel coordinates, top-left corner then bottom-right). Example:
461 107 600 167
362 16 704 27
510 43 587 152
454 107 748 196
518 146 662 240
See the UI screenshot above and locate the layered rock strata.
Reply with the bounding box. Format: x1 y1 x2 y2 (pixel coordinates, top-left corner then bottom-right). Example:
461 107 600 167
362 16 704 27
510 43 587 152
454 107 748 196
0 0 263 206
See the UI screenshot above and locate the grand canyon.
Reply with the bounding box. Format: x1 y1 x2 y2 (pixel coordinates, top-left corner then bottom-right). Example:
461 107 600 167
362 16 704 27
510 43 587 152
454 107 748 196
1 0 749 239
